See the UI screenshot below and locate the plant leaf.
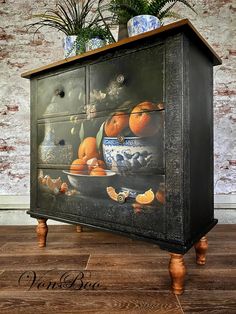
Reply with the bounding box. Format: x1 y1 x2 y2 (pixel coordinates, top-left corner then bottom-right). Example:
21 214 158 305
96 122 105 150
79 122 85 142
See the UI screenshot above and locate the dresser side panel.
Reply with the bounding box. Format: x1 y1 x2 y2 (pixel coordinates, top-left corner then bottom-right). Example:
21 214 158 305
188 39 215 239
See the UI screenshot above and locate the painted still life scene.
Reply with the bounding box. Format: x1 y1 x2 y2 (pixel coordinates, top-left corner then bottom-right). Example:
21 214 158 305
36 46 166 235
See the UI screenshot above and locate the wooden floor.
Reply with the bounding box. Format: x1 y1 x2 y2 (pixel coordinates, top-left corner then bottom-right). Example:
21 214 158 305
0 224 235 313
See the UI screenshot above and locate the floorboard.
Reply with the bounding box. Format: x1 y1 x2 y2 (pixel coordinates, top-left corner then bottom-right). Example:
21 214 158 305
0 225 235 313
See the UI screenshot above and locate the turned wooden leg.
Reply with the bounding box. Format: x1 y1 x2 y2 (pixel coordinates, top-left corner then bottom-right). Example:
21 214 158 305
194 236 208 265
36 219 48 248
169 253 186 295
76 225 83 233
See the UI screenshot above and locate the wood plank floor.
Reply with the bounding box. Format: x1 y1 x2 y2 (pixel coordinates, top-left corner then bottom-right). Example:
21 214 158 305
0 224 235 313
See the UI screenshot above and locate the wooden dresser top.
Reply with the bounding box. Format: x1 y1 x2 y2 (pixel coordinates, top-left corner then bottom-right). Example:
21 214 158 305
21 19 221 79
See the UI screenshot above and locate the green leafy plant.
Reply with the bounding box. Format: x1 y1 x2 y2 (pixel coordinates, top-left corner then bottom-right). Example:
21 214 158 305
28 0 115 39
110 0 196 24
73 25 114 55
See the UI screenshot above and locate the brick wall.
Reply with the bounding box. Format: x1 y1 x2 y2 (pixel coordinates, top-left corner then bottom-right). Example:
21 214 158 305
0 0 235 197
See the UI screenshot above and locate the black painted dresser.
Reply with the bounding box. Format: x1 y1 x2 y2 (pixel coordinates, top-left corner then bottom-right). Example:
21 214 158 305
22 19 221 294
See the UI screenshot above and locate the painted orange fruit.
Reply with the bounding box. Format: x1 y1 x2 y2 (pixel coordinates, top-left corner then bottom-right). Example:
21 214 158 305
156 190 165 204
135 189 155 205
87 158 106 173
129 102 161 137
90 167 107 176
78 137 100 161
70 158 88 174
104 112 129 137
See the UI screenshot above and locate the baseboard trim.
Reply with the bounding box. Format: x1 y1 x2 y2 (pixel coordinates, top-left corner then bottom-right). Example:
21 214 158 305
0 209 235 225
1 194 236 209
0 210 66 225
214 195 236 209
0 195 30 209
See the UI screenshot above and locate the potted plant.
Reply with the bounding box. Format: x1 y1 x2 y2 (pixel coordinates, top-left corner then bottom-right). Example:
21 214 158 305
28 0 115 58
85 26 114 52
110 0 196 38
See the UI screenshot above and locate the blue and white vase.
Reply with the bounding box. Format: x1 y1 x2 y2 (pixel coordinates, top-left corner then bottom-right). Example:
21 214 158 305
63 35 78 58
127 15 161 37
85 38 105 52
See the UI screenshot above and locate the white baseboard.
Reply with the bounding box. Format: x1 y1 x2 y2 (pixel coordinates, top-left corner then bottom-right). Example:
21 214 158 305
0 195 30 209
0 209 235 225
0 195 235 225
1 194 235 209
0 210 66 225
214 195 236 209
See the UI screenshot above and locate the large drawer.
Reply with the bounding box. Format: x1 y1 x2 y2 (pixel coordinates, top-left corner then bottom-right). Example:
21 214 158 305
36 168 166 239
89 44 164 115
37 67 86 119
37 109 165 174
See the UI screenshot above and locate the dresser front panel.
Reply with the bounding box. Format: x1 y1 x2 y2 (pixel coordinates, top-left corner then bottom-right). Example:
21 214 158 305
37 67 86 119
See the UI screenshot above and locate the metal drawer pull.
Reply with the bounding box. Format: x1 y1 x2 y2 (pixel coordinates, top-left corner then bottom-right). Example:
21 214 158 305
116 74 125 85
117 135 125 144
55 89 65 98
107 186 129 204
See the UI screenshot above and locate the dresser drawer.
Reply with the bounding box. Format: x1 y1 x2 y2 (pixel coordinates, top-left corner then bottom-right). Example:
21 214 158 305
89 44 164 115
37 168 166 238
37 67 86 119
37 109 164 175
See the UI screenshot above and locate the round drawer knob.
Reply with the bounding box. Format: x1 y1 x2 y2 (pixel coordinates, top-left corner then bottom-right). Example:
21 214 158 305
55 89 65 98
117 135 125 144
116 74 125 85
117 193 126 204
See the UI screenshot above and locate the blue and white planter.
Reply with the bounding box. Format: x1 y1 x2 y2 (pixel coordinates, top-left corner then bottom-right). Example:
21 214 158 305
85 38 105 52
127 15 161 37
63 35 81 58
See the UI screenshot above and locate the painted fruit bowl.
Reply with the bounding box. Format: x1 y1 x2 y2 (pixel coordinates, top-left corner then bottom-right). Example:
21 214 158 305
102 137 161 175
63 170 117 196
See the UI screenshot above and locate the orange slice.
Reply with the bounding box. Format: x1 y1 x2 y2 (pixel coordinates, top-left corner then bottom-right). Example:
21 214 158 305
135 189 155 205
107 186 118 201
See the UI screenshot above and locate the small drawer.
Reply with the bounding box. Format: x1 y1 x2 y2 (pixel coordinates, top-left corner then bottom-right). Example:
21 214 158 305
89 44 164 115
37 67 86 119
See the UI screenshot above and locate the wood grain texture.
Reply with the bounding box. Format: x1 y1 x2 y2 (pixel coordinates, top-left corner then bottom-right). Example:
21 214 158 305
178 291 236 314
0 225 235 313
21 19 221 79
0 291 182 314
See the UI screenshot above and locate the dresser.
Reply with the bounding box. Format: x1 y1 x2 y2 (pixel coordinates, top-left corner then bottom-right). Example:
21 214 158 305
22 19 221 294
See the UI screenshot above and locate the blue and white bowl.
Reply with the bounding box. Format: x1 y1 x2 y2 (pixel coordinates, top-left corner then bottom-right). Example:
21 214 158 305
102 137 160 175
127 15 161 37
85 38 105 52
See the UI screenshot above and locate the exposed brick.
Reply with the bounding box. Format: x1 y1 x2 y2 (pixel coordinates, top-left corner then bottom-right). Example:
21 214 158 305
6 104 19 112
0 0 235 197
7 61 26 68
0 28 14 41
0 145 15 152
